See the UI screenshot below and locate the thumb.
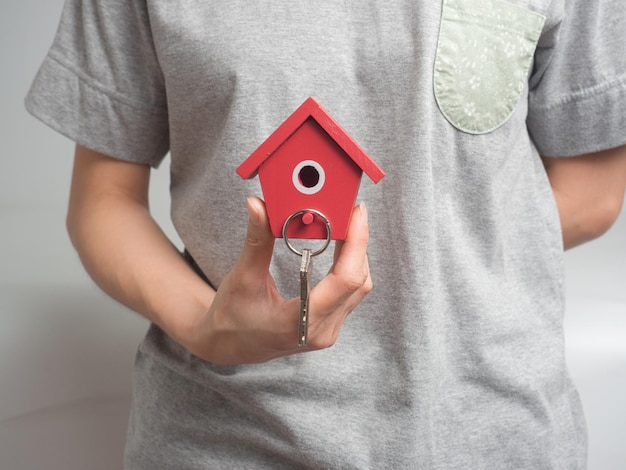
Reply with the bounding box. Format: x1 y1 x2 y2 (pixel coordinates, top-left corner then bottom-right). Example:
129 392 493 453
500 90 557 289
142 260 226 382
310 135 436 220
237 196 275 274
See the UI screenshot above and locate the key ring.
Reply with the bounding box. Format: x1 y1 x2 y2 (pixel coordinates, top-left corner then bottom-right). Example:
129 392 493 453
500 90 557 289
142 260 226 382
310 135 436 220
282 209 332 257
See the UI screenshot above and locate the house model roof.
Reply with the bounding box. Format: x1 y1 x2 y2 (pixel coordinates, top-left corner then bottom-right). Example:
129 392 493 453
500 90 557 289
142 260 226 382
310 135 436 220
237 97 385 183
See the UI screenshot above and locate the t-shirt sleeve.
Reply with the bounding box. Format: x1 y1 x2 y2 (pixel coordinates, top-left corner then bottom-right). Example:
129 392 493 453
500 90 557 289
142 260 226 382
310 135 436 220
25 0 169 167
527 1 626 157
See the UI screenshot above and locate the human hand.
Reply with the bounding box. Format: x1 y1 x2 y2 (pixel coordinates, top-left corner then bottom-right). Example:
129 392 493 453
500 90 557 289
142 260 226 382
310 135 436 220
183 196 372 365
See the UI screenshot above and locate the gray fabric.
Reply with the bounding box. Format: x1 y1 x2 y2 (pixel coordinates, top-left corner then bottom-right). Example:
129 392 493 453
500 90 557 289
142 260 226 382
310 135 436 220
25 0 626 468
527 0 626 156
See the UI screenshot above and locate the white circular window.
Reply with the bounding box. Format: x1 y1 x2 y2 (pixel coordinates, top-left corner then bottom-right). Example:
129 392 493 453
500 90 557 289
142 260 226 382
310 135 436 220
292 160 326 195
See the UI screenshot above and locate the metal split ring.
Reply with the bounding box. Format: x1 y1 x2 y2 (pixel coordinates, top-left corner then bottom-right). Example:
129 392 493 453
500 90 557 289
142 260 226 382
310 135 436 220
282 209 332 257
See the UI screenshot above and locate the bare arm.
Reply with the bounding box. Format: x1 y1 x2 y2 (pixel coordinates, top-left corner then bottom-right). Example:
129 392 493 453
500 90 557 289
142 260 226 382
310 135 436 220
542 145 626 250
67 145 215 346
67 145 371 365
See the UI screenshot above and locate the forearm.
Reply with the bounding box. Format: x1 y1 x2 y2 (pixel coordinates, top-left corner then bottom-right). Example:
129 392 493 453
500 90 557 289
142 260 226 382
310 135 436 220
67 147 215 346
549 182 622 250
542 146 626 250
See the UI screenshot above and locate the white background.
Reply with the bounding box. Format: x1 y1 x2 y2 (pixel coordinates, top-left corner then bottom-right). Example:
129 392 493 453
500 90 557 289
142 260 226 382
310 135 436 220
1 2 624 468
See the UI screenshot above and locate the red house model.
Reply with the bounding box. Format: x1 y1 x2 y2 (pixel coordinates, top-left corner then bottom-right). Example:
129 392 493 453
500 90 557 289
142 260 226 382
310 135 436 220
237 97 385 241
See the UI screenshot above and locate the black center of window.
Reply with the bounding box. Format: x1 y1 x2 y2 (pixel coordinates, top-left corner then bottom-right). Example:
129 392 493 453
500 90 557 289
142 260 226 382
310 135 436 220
299 165 320 188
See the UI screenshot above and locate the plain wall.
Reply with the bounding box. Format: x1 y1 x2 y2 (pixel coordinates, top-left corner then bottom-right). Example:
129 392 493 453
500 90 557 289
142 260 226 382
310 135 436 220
1 2 624 469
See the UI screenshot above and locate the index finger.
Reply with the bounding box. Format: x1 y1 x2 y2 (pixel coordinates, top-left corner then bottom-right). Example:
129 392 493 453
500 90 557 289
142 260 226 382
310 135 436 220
310 202 370 311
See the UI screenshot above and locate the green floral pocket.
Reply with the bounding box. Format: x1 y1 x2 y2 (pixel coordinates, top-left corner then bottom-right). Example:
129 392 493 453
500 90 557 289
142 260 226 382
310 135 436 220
434 0 545 134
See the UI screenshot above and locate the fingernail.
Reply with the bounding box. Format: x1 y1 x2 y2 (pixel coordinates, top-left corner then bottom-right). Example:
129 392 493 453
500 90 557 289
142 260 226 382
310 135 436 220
359 201 368 224
247 197 261 225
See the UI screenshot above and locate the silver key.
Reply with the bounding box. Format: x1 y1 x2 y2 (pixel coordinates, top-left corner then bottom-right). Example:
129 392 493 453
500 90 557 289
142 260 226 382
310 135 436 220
299 248 313 346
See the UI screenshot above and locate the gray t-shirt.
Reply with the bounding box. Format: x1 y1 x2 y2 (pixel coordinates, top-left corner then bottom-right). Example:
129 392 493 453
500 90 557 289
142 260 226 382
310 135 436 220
26 0 626 468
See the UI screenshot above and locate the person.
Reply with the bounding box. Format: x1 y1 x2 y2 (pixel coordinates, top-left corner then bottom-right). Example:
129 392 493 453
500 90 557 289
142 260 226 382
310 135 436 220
26 0 626 468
